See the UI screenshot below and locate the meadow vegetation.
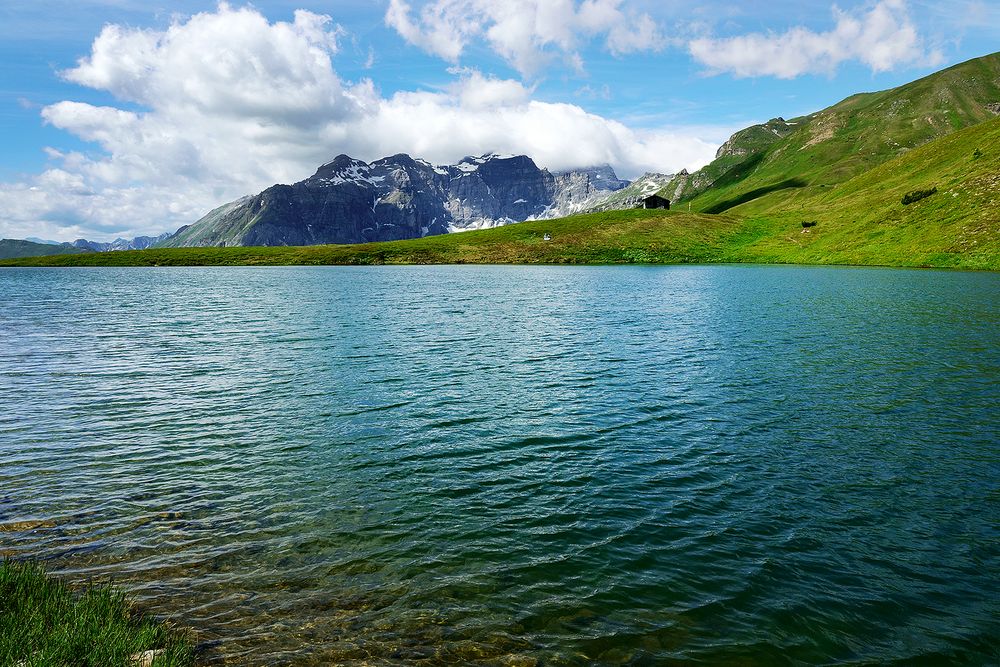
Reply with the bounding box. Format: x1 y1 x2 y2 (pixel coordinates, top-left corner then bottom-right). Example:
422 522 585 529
0 560 195 667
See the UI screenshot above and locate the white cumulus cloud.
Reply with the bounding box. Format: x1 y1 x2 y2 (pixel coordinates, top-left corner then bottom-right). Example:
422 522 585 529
0 4 717 242
689 0 941 79
385 0 666 76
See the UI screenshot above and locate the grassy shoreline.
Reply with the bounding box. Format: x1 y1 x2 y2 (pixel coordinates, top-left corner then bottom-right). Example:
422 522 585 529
0 560 195 667
1 207 995 271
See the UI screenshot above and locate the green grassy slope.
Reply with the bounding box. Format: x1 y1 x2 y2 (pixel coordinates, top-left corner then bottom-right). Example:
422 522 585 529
0 239 89 260
713 114 1000 269
661 117 800 202
678 52 1000 214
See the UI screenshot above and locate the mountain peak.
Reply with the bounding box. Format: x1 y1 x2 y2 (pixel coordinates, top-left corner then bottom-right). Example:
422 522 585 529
379 153 420 167
312 155 370 184
318 154 362 169
459 153 531 165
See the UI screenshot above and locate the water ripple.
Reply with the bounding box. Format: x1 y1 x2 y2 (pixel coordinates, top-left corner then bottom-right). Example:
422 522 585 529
1 265 998 665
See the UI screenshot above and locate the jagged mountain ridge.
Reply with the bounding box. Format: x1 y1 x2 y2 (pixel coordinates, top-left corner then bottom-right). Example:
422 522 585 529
161 153 635 248
72 232 174 252
1 232 174 259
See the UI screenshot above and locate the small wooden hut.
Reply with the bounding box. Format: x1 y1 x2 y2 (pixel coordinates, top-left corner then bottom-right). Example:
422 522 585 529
641 195 670 210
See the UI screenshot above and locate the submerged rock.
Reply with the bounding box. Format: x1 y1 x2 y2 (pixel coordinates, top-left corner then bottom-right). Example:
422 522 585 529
131 649 164 667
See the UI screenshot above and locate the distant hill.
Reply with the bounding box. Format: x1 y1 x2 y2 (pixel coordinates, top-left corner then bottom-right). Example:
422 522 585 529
662 51 1000 214
0 233 173 260
71 233 173 252
0 239 90 261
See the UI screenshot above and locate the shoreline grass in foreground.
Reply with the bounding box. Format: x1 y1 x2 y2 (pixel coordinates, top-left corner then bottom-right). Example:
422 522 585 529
0 560 194 667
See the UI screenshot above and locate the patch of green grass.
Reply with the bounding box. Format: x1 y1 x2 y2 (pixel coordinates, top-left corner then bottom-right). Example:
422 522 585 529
701 177 807 214
0 560 195 667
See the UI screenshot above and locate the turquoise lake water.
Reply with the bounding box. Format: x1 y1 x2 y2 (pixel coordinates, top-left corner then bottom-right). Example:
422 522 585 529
1 265 998 665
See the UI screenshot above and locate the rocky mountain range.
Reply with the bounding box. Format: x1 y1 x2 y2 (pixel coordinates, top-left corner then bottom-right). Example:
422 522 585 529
6 154 671 255
72 233 174 253
0 233 175 261
161 153 643 248
6 154 677 254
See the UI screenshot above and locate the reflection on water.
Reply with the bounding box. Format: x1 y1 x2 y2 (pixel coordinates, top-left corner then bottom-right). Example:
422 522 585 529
1 265 998 665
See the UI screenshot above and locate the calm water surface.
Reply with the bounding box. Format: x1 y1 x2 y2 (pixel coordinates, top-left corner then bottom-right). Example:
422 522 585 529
1 265 998 665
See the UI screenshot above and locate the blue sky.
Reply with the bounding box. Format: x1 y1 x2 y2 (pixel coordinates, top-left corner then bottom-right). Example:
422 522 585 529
0 0 996 241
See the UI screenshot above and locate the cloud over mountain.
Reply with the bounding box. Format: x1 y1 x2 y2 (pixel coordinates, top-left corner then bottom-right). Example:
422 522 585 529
0 3 715 242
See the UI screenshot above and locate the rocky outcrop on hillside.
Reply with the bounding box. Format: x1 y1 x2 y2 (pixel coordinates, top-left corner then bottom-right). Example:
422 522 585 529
715 118 798 160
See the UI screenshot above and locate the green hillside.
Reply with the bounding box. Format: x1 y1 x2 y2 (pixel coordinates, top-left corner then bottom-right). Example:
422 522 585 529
0 239 89 260
669 52 1000 214
728 118 1000 270
661 117 800 203
713 114 1000 269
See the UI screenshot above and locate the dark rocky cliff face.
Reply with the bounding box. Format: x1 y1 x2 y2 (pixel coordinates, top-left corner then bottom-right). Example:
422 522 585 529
445 155 556 227
552 165 631 215
164 153 630 248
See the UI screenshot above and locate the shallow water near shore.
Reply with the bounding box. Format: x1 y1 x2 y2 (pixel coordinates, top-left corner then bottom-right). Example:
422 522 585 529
1 264 998 665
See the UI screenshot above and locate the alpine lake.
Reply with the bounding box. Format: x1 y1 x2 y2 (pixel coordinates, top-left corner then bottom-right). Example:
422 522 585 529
1 265 997 665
